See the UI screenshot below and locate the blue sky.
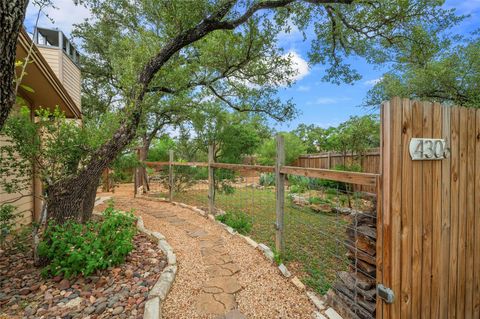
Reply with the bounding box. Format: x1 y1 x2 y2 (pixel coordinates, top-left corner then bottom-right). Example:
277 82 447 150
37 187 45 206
24 0 480 131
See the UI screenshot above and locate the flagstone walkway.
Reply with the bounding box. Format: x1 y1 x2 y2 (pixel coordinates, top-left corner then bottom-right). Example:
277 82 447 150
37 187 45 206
96 186 315 319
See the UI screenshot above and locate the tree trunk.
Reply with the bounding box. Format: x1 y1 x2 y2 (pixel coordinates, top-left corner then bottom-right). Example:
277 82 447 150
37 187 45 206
0 0 29 130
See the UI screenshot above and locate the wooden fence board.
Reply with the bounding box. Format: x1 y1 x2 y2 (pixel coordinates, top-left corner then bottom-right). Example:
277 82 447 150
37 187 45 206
430 103 442 319
381 100 392 319
439 105 451 319
421 101 433 319
390 97 402 319
465 108 476 319
448 106 460 319
457 107 468 319
474 109 480 318
411 101 424 318
400 99 413 319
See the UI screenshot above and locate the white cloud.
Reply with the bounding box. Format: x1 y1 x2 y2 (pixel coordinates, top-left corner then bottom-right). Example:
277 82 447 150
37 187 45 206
297 85 310 92
26 0 91 36
285 51 310 82
307 97 351 105
363 77 383 86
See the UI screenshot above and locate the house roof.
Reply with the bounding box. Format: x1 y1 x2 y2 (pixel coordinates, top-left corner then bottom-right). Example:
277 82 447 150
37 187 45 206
16 29 81 119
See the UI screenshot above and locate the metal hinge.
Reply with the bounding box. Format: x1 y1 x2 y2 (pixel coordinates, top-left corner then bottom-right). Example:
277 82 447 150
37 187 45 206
377 284 395 304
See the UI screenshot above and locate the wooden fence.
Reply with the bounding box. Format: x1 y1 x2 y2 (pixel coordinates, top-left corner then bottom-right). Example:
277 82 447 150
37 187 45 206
294 148 380 174
294 149 380 194
378 97 480 319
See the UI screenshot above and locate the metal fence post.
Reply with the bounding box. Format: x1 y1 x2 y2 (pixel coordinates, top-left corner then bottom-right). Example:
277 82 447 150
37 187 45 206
168 150 174 202
275 134 285 254
208 145 215 215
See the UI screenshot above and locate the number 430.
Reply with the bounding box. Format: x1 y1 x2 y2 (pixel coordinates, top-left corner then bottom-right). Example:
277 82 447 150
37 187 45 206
409 138 450 160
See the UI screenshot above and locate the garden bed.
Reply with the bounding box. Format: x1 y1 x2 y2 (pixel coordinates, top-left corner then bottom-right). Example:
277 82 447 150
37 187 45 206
0 232 166 319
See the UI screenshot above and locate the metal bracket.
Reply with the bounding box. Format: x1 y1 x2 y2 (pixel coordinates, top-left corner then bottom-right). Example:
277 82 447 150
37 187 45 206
377 284 395 304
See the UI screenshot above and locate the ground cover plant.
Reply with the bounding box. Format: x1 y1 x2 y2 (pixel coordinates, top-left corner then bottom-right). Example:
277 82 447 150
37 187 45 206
216 210 252 234
38 206 137 278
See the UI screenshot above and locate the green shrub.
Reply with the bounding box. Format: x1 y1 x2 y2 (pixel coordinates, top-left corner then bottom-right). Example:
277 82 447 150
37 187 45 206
218 181 235 195
308 197 331 205
216 211 252 235
0 204 16 248
288 175 310 193
259 173 275 186
39 206 137 278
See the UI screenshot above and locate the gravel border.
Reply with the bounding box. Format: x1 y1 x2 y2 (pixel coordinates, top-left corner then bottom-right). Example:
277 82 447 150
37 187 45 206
136 196 336 318
95 197 178 319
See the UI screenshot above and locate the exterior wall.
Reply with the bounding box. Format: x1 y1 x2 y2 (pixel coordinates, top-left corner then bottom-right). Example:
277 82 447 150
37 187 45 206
62 53 81 110
0 132 34 228
37 46 61 78
37 46 81 111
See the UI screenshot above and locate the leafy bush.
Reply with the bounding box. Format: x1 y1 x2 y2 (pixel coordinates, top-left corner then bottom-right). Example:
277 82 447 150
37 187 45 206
308 197 332 205
39 206 137 278
0 204 16 248
259 173 275 186
218 181 235 195
216 211 252 235
288 175 310 193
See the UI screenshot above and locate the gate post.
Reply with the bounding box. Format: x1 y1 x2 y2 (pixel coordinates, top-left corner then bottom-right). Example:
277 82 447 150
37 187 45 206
168 150 174 202
275 134 285 254
208 145 215 215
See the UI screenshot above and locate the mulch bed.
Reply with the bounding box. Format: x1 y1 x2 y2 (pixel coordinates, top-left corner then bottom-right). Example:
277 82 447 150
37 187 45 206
0 233 166 319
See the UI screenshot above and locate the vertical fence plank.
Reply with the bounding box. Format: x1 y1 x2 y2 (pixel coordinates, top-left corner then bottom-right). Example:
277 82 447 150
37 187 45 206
381 100 392 319
275 134 285 254
448 106 460 319
400 99 413 319
376 174 383 319
208 145 215 215
169 150 174 202
421 101 433 319
474 109 480 319
430 103 443 318
465 108 476 319
456 107 468 319
439 105 452 319
410 101 424 318
390 97 403 319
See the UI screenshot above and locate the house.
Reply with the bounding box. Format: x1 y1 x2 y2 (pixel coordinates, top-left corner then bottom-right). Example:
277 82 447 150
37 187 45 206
0 27 82 227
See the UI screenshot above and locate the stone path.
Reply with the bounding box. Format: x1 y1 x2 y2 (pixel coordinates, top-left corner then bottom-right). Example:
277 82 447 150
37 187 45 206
147 210 246 319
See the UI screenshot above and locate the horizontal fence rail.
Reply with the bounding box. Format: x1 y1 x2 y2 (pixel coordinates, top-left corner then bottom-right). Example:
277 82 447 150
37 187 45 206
144 161 378 186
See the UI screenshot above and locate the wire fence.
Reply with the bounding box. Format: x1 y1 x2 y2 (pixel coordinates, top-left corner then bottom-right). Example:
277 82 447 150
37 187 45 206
141 149 378 319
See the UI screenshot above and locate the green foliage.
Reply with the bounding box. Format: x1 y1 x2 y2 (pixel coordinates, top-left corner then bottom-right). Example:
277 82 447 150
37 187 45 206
257 133 306 165
111 152 139 183
0 204 16 248
259 173 275 187
147 136 176 162
365 32 480 109
215 211 252 235
38 206 137 278
218 181 235 195
288 175 310 194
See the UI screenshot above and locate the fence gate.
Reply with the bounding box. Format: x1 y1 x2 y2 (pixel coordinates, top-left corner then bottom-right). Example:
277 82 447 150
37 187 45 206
378 97 480 319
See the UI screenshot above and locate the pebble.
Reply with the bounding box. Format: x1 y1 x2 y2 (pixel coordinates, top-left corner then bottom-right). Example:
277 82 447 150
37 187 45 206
112 306 124 315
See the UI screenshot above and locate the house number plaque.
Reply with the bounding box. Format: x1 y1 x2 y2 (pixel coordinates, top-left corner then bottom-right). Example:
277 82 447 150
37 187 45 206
409 138 449 160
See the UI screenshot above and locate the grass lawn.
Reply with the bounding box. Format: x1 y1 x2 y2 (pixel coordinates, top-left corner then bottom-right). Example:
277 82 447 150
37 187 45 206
169 186 349 295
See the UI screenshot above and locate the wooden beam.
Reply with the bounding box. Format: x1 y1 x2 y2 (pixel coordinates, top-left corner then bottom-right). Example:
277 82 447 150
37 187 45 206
275 134 285 254
210 162 274 172
280 166 378 187
208 145 215 215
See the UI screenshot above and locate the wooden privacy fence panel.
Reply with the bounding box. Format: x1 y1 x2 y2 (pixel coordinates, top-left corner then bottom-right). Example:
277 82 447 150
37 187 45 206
379 97 480 319
295 150 380 194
